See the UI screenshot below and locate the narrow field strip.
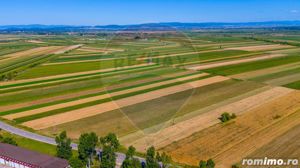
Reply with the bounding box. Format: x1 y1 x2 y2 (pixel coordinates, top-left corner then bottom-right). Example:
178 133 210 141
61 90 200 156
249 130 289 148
187 53 285 70
42 56 128 65
0 63 154 87
78 47 124 53
21 76 230 129
4 73 209 120
144 42 180 50
203 55 300 76
122 86 293 151
264 73 300 86
52 44 83 54
173 52 264 67
0 46 62 61
137 49 223 60
225 44 293 51
230 61 300 80
59 53 106 58
192 41 266 48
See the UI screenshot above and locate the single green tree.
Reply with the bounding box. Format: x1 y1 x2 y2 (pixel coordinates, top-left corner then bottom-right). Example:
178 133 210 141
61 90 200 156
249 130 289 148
160 152 172 168
55 131 72 160
122 146 141 168
206 159 215 168
100 133 120 149
199 160 207 168
199 159 215 168
156 152 162 162
146 146 160 168
101 144 116 168
78 132 98 163
69 157 85 168
100 133 120 168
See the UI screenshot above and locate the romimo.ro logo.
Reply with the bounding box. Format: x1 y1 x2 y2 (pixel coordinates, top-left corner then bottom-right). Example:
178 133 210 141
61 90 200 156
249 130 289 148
242 157 299 167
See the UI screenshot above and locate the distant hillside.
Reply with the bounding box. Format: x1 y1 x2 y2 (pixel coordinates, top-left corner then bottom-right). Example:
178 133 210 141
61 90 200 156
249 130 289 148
1 21 300 32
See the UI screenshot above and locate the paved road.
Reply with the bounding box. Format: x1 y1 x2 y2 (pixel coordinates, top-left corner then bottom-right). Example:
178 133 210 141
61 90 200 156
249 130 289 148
0 121 137 166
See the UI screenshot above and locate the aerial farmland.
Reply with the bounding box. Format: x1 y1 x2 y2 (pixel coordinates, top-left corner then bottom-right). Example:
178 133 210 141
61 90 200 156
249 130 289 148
1 29 300 167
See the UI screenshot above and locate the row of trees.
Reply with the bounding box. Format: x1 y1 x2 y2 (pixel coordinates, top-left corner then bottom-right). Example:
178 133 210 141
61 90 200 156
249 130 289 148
55 131 172 168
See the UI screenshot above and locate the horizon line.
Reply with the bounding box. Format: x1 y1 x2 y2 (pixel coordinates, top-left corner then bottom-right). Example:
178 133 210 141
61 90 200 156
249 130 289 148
1 20 300 27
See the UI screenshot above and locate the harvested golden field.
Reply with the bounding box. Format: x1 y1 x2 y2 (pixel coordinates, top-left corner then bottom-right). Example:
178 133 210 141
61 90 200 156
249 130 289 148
122 86 292 151
248 123 300 160
161 90 300 167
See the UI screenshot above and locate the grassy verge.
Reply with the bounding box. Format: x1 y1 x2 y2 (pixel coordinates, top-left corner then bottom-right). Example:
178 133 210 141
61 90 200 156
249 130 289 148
0 130 57 156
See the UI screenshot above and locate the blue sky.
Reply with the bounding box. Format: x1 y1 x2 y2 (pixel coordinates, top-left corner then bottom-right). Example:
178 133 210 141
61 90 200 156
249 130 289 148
0 0 299 25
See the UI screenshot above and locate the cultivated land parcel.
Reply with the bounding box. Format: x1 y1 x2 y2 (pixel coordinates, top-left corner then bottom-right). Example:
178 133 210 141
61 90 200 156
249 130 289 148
1 30 300 167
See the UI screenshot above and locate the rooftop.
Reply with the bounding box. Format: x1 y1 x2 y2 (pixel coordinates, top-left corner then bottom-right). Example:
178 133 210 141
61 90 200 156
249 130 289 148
0 143 69 168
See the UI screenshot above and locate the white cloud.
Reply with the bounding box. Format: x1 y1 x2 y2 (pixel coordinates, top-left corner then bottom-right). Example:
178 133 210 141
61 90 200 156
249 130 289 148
290 10 299 13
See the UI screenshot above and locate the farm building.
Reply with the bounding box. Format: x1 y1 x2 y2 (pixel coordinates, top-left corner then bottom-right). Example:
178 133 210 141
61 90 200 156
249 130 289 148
0 143 69 168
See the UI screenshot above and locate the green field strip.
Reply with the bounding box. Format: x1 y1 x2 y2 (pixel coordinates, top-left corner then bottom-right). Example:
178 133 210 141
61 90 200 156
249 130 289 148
284 80 300 89
0 66 162 94
0 70 204 116
249 66 300 82
11 74 213 123
0 65 160 93
151 50 250 65
0 43 40 57
0 64 158 89
15 58 148 79
176 51 265 67
0 67 183 106
0 53 56 74
51 54 117 62
203 55 300 76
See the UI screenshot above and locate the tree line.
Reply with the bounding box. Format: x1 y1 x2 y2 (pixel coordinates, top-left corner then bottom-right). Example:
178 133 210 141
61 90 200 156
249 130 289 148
55 131 173 168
